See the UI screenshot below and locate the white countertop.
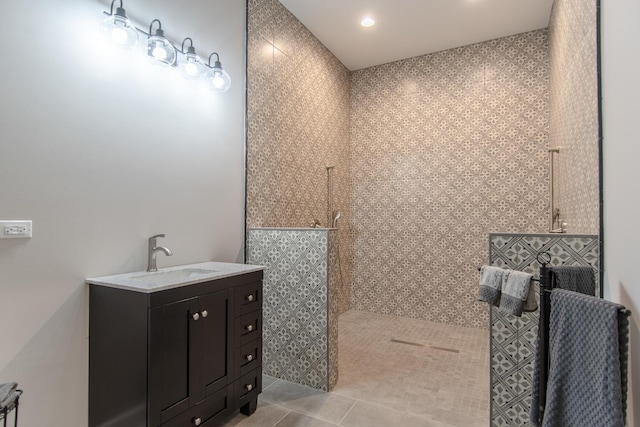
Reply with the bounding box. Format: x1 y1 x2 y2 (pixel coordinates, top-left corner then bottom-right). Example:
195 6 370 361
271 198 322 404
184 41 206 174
86 261 265 293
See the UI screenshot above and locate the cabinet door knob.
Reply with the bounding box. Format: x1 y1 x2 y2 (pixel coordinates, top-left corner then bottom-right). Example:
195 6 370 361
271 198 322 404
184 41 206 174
245 384 253 391
192 313 200 321
245 324 253 332
201 310 208 318
193 417 202 426
246 294 254 302
245 354 253 362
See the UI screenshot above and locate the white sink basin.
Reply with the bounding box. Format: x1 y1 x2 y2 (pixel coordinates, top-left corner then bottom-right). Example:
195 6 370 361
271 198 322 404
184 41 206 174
129 268 218 282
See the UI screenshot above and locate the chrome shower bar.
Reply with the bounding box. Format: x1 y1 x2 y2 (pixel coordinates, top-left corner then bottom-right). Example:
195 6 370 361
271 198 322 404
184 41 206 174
548 148 565 233
326 166 334 228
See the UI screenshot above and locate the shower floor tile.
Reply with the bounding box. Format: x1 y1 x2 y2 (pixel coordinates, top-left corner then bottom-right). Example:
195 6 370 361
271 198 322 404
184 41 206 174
224 309 490 427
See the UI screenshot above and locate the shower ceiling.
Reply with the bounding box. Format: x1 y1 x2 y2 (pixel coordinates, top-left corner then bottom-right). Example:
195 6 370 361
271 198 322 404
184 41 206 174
278 0 555 71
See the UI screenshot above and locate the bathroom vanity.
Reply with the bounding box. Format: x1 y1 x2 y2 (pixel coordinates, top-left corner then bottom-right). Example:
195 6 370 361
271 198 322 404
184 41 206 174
87 262 264 427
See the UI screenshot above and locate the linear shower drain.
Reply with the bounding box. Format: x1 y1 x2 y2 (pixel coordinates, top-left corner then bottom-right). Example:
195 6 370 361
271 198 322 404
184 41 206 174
390 339 460 353
429 346 460 353
390 338 425 347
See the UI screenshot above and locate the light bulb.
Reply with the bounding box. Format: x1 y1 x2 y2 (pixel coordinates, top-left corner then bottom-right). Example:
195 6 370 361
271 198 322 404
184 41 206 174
152 45 167 61
208 68 231 92
212 73 225 88
361 17 375 27
185 62 198 76
111 27 128 44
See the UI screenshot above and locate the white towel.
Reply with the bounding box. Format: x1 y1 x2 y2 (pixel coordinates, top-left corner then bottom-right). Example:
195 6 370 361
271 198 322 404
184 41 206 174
477 265 505 305
500 270 533 317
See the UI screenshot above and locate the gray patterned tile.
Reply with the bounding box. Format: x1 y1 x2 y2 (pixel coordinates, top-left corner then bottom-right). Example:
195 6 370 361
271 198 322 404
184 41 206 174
247 228 339 391
489 233 599 426
246 0 597 343
549 0 599 235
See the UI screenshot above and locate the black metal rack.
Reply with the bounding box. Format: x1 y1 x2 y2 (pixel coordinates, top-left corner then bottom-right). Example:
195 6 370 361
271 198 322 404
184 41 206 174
536 252 552 425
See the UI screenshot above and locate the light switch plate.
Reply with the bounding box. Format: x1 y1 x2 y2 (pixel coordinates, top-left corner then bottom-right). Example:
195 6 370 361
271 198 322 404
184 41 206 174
0 220 32 239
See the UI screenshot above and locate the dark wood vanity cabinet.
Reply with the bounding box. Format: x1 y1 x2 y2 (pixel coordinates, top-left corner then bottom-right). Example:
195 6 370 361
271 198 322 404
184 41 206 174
89 270 263 427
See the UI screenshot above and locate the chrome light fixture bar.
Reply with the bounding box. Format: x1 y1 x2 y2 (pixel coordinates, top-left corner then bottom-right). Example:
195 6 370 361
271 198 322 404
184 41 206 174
100 0 231 91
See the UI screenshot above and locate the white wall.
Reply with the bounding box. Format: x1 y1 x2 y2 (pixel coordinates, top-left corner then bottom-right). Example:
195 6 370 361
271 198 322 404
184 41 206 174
601 0 640 425
0 0 246 425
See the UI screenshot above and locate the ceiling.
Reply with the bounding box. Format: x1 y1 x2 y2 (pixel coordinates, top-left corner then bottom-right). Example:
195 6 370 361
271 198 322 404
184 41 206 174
278 0 555 71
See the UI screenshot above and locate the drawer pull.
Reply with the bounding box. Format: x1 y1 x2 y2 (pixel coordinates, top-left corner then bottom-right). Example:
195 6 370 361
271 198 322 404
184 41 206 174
193 417 202 426
245 354 253 362
201 310 208 318
245 384 253 392
246 294 254 302
245 324 254 332
192 313 200 321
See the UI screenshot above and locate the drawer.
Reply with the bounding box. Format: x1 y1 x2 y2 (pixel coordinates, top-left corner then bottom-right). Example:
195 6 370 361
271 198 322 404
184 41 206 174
236 367 262 408
235 282 262 315
235 311 262 346
161 384 233 427
235 339 262 377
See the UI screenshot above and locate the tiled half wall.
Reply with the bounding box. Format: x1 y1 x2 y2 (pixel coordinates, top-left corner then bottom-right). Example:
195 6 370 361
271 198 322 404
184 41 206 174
489 233 599 426
247 228 339 391
349 31 550 328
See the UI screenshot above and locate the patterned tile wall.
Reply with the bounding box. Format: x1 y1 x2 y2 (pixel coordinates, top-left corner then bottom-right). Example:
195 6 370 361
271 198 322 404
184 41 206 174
350 31 550 328
247 228 339 391
548 0 600 234
246 0 354 315
489 233 599 427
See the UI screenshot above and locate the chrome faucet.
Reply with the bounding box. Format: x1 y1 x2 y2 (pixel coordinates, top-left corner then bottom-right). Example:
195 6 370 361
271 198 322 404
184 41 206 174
147 234 173 272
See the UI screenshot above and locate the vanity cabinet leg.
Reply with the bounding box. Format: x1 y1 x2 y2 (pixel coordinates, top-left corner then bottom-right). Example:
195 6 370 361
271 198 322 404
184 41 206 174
240 398 258 416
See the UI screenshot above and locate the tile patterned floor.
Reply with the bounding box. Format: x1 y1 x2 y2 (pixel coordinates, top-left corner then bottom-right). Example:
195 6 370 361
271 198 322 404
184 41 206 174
224 310 490 427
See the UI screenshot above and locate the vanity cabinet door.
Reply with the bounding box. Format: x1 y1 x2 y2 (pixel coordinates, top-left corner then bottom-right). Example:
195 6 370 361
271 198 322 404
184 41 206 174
200 289 234 397
149 297 201 426
149 289 234 426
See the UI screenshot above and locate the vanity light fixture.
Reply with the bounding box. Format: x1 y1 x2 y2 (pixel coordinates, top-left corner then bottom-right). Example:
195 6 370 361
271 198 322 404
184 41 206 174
143 19 176 66
178 38 206 80
100 0 138 49
206 52 232 92
99 2 231 92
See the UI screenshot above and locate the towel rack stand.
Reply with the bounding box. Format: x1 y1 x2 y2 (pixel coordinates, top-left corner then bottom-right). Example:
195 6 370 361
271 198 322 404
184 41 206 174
537 262 551 425
535 250 630 425
476 266 540 282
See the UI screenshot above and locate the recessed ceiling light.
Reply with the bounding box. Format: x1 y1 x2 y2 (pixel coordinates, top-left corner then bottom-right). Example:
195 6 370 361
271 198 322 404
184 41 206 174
360 16 375 27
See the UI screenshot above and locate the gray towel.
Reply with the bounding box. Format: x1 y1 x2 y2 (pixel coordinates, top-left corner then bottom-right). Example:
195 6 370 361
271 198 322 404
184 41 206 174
0 382 17 410
523 281 539 313
540 289 630 427
531 265 598 425
477 265 504 305
550 265 596 296
499 270 533 316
